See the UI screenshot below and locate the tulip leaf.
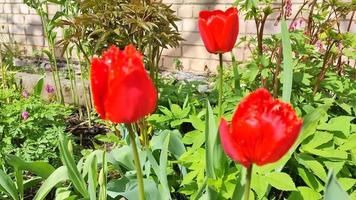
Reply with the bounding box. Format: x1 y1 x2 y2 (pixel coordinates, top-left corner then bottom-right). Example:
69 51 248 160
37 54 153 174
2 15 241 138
205 101 217 179
281 19 293 103
58 134 89 198
288 186 322 200
88 155 98 200
324 170 350 200
0 169 18 200
6 155 55 179
265 172 297 191
33 76 44 96
204 101 219 199
33 166 69 200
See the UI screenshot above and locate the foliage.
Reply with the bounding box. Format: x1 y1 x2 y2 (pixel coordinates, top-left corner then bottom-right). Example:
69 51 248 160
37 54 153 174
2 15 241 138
58 0 183 81
0 88 71 164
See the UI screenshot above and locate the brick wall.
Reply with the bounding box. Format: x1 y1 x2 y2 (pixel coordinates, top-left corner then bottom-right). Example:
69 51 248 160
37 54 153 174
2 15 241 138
0 0 355 73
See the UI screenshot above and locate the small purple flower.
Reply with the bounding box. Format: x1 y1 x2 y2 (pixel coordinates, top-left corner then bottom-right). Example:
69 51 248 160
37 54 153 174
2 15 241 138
22 90 29 98
22 111 29 120
45 84 55 94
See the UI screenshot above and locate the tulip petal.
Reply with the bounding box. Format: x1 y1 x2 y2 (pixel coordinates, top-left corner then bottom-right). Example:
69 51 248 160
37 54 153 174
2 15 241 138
219 118 250 168
90 58 108 119
198 18 217 53
222 10 239 52
105 69 157 123
207 15 227 52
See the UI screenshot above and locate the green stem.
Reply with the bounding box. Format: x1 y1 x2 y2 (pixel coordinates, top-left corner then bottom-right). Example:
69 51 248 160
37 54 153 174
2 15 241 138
244 165 253 200
218 53 224 119
127 124 145 200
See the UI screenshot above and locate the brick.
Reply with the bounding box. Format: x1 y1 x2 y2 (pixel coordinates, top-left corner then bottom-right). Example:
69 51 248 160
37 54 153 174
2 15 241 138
11 4 20 13
13 34 26 44
184 0 214 3
25 14 42 25
178 5 193 18
181 32 204 45
0 15 8 23
10 14 25 24
162 0 183 3
0 24 9 33
209 4 229 11
26 25 43 36
244 20 257 34
162 47 182 56
29 8 37 14
215 0 234 3
182 45 211 59
182 18 198 32
9 24 25 34
3 4 11 13
19 4 29 14
263 20 281 34
47 4 60 15
340 20 355 33
26 36 44 46
189 58 210 73
193 5 209 18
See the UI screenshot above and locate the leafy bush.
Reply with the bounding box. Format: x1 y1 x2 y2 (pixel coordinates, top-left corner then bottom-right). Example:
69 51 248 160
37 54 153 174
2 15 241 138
59 0 182 80
0 89 71 164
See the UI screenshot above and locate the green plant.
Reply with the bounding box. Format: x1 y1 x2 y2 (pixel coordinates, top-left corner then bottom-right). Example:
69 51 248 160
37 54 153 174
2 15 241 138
23 0 66 104
0 88 71 164
58 0 182 83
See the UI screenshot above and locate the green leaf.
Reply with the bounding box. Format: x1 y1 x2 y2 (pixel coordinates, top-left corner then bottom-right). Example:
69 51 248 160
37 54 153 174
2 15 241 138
297 167 323 192
15 169 23 199
33 166 69 200
231 53 241 93
339 134 356 151
288 186 322 200
58 134 89 198
302 132 333 150
33 76 44 96
147 136 171 199
88 155 98 200
265 172 297 191
6 155 55 179
297 154 327 181
98 152 107 200
281 19 293 102
0 169 18 200
338 178 356 192
324 170 350 200
205 101 217 180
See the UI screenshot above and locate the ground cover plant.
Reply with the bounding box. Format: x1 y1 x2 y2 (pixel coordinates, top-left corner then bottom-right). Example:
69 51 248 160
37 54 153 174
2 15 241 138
0 0 355 199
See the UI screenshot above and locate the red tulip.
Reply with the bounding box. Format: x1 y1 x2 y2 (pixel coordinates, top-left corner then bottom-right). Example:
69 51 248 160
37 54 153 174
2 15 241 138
198 7 239 54
90 45 157 124
219 88 303 168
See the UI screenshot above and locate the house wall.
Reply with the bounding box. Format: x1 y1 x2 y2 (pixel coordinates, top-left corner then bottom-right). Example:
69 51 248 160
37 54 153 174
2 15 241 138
0 0 354 74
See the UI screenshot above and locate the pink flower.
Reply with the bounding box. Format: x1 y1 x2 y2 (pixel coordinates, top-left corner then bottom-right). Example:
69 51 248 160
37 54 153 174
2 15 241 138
22 90 29 98
289 17 305 31
45 84 55 94
21 111 29 120
285 0 292 17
